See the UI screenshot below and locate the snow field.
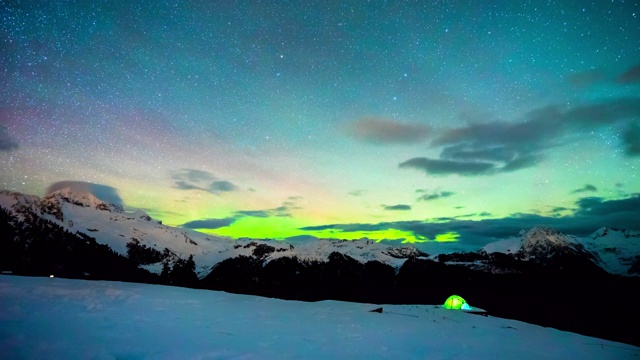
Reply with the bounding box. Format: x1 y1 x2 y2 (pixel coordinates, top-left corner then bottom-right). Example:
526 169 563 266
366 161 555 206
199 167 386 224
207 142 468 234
1 275 638 359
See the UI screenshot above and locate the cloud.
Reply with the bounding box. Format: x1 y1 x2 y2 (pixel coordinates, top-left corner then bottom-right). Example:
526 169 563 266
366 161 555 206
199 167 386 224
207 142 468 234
567 69 606 87
383 204 411 211
417 191 455 201
171 169 239 195
179 169 214 182
400 157 495 176
346 118 430 144
348 190 364 197
209 180 237 194
571 184 598 194
174 180 202 191
180 196 302 231
501 154 542 172
550 207 568 214
298 194 640 250
569 64 640 86
234 197 302 218
574 195 640 218
0 125 18 151
401 97 640 178
622 122 640 156
562 97 640 127
617 63 640 84
180 217 236 229
282 196 303 208
439 145 517 163
234 210 270 218
299 224 337 231
46 181 124 207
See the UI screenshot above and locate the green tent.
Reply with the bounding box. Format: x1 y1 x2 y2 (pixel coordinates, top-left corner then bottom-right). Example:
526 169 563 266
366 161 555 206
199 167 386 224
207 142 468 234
443 295 468 310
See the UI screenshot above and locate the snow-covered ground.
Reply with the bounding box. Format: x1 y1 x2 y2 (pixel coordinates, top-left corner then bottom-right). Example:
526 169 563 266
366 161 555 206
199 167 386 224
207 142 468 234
1 275 637 359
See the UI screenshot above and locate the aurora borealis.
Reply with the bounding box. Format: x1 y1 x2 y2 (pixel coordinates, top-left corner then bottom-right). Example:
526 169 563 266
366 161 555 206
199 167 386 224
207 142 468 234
1 1 639 251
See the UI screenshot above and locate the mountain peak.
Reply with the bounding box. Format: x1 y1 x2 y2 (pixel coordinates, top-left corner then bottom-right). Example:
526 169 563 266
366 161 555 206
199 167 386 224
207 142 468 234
517 227 578 259
482 227 589 263
45 188 123 212
520 227 568 246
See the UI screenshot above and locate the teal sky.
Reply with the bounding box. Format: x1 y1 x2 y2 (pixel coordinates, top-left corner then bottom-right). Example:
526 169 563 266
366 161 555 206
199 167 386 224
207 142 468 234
1 1 639 250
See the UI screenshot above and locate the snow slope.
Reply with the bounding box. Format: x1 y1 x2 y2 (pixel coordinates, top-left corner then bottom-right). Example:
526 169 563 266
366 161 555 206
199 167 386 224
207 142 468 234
579 227 640 276
0 275 637 360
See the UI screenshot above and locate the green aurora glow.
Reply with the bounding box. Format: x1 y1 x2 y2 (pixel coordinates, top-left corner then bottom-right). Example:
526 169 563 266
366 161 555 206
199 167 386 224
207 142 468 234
1 1 639 249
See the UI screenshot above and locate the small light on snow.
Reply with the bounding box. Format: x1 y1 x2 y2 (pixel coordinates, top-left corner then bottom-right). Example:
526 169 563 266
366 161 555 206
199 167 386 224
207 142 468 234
49 275 54 278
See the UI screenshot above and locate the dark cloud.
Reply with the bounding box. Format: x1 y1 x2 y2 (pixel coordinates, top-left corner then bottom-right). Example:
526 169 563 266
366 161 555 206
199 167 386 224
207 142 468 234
46 181 124 207
571 184 598 194
574 195 640 218
298 194 640 250
432 106 564 148
622 122 640 156
347 118 430 144
0 125 18 151
180 169 214 182
234 210 270 218
174 180 202 191
349 190 364 197
171 169 238 195
440 145 517 163
285 235 322 243
128 207 183 219
501 154 541 172
418 191 455 201
209 180 237 194
562 97 640 127
299 224 337 231
272 206 292 216
383 204 412 211
234 197 302 218
567 69 607 88
180 217 236 229
404 97 640 178
282 196 303 208
399 157 495 176
617 63 640 84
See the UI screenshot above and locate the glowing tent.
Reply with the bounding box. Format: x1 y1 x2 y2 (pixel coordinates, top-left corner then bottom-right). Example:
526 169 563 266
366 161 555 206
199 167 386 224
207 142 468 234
443 295 468 309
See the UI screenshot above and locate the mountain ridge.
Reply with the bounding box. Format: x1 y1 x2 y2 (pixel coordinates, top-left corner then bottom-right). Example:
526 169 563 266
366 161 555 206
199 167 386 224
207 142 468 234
1 189 639 277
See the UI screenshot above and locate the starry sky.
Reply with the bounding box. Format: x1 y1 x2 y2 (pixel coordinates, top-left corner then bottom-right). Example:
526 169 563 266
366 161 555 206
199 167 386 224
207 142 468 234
2 1 639 251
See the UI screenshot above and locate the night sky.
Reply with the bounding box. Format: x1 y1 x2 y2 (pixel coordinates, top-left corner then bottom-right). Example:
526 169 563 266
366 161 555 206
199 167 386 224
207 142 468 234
2 1 639 251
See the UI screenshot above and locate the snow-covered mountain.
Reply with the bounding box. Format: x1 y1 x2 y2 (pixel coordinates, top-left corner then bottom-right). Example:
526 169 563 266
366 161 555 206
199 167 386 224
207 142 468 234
2 189 639 277
0 189 425 277
481 226 640 276
581 227 640 276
